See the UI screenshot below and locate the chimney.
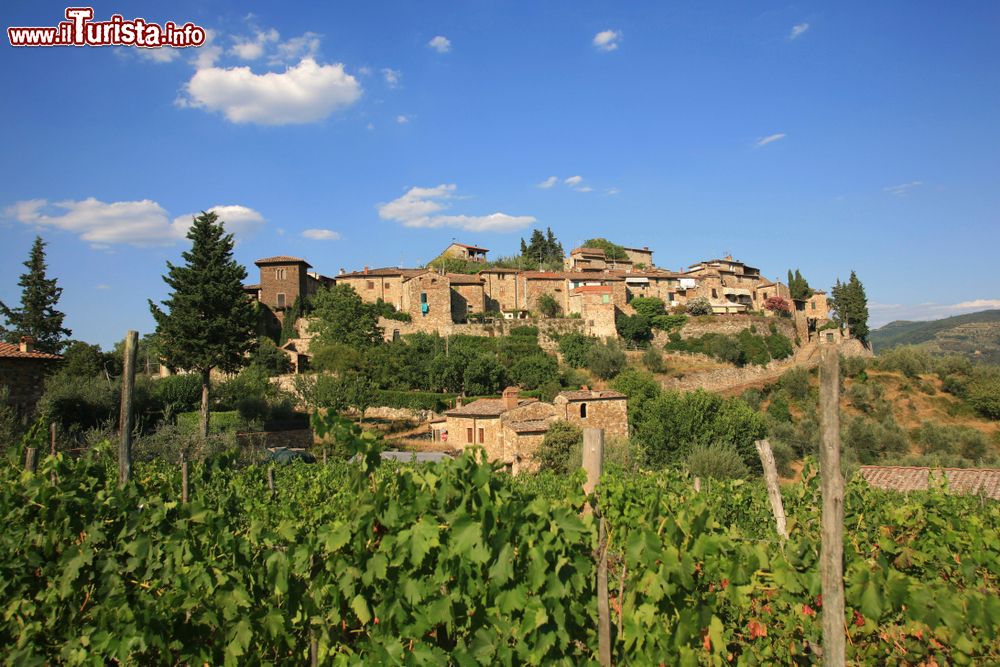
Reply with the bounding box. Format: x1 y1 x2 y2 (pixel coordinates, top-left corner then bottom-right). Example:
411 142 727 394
643 246 648 251
455 396 464 408
339 268 345 276
502 386 520 411
364 266 369 275
581 384 589 392
19 336 34 353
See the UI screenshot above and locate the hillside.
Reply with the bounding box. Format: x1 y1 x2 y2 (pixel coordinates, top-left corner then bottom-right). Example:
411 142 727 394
871 309 1000 363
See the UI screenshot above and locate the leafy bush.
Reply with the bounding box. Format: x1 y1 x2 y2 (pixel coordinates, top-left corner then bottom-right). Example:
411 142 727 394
842 415 908 463
371 390 455 412
176 410 247 434
463 356 507 395
535 421 582 474
875 345 934 378
738 330 770 366
558 333 596 368
616 314 652 346
912 421 989 460
587 340 626 380
509 325 539 338
537 293 561 318
840 355 869 379
767 393 792 423
153 373 203 413
779 367 811 401
966 369 1000 420
686 297 712 316
510 354 559 390
641 346 665 373
249 337 292 375
764 333 794 360
686 444 749 480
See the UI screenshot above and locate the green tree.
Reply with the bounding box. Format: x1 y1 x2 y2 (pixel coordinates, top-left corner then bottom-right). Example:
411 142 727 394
279 295 305 345
149 211 256 437
786 269 813 301
831 271 870 343
311 284 383 348
558 332 597 368
60 341 107 378
616 313 653 347
537 293 561 318
587 340 626 379
536 421 582 473
686 297 712 316
0 236 71 353
581 237 628 260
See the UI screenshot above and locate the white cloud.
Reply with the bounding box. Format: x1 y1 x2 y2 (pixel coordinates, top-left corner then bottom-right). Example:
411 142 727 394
271 32 321 65
302 228 342 240
231 28 279 60
564 175 583 186
396 114 409 124
606 187 621 196
789 23 810 40
367 122 375 130
138 47 181 64
181 58 362 125
870 299 1000 328
382 67 401 87
95 284 111 290
883 181 923 196
191 29 222 69
378 184 535 232
428 35 451 53
537 176 558 189
575 186 594 193
593 30 622 52
755 132 786 148
6 198 264 247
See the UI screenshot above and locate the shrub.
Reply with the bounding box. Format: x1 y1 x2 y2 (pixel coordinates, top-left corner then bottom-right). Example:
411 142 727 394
38 372 120 436
537 293 561 318
966 369 1000 420
740 388 763 411
913 421 989 460
535 421 582 474
738 330 770 366
940 374 968 397
764 333 794 360
779 367 811 401
842 415 908 464
153 373 203 413
558 333 596 368
763 296 791 315
686 444 749 480
0 387 22 454
769 440 795 477
510 354 559 390
641 346 665 373
463 356 507 396
686 297 712 316
875 345 934 378
767 393 792 423
616 314 653 347
250 337 292 375
840 355 869 379
372 390 454 412
509 325 539 338
587 340 626 380
176 410 246 434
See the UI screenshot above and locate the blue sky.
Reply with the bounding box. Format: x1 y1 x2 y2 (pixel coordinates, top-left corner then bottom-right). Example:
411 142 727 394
2 2 999 348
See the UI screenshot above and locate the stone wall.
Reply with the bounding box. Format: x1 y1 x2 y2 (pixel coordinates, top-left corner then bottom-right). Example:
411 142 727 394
402 273 453 330
0 357 60 416
669 314 797 341
445 415 504 460
556 397 628 439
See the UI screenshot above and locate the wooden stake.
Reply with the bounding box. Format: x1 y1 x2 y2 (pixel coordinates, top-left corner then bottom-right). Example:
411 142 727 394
583 428 611 667
49 422 57 483
118 330 138 486
181 453 189 503
24 447 38 473
323 447 328 465
819 348 845 666
693 476 701 494
310 634 318 667
267 467 275 494
755 439 788 541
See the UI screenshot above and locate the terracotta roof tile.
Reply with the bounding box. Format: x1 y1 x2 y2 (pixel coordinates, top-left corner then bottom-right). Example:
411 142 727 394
506 419 553 434
446 273 485 286
445 398 537 417
451 243 489 252
859 466 1000 500
557 389 626 401
0 342 63 360
572 285 612 295
338 267 425 279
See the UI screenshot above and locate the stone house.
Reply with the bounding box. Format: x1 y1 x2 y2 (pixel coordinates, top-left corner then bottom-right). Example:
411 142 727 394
565 246 634 272
400 271 454 330
793 290 834 342
335 267 426 311
0 337 62 416
622 246 655 268
568 286 618 339
447 273 486 322
442 242 489 263
479 268 522 314
442 386 629 472
252 256 330 316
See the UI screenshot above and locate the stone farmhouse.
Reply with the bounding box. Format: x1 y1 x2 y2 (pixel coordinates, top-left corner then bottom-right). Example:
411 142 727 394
437 386 627 471
0 337 62 416
243 244 835 343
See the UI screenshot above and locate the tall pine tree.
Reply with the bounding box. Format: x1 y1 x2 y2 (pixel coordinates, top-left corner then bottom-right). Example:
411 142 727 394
786 268 814 301
831 271 870 343
149 211 256 437
0 236 71 353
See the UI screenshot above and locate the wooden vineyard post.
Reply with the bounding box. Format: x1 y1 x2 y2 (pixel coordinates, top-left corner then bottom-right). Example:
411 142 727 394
755 439 788 541
118 330 138 485
693 476 701 494
583 428 611 667
181 453 189 503
267 466 275 494
310 634 318 667
24 447 38 473
819 348 845 665
50 422 57 483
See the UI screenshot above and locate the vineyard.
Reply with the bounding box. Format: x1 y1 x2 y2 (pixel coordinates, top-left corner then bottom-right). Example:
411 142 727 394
1 417 998 665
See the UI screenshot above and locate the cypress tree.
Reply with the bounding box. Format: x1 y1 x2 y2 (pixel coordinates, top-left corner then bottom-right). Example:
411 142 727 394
149 211 256 437
0 236 71 353
832 271 870 343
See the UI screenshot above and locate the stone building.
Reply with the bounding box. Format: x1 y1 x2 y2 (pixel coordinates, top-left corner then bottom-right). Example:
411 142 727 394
400 271 454 330
0 337 62 416
568 286 618 339
565 246 633 272
442 386 629 472
335 267 426 311
479 268 522 314
622 246 655 268
253 256 328 313
442 242 489 263
447 273 485 322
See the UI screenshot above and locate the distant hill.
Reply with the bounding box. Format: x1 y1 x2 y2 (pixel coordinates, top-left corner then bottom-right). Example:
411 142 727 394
871 309 1000 363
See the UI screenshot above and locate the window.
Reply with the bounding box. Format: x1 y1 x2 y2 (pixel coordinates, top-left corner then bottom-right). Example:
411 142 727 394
478 428 484 443
467 428 473 443
367 281 375 290
276 293 286 308
580 403 588 418
826 332 835 343
602 294 610 304
711 288 718 298
420 293 427 303
275 268 286 280
811 302 817 310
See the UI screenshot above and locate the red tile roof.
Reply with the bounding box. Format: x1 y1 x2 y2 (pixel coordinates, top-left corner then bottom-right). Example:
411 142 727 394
0 342 63 360
477 267 520 274
521 271 624 281
859 466 1000 500
255 256 312 267
451 243 489 252
571 247 607 256
572 285 612 295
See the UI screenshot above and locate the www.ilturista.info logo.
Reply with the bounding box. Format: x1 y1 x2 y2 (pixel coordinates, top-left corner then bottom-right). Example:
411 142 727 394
7 7 206 49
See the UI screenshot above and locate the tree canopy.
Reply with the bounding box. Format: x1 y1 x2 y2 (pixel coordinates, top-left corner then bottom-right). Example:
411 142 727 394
0 236 71 353
581 237 628 260
831 271 870 343
786 269 813 301
311 284 384 349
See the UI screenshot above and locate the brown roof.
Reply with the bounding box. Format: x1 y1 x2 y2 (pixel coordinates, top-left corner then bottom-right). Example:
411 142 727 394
756 281 776 288
521 271 624 281
571 246 607 256
242 283 261 291
0 342 63 360
478 267 520 274
557 389 626 401
445 397 537 417
255 256 312 267
451 243 489 252
859 466 1000 500
338 267 425 279
506 419 553 434
446 273 485 286
622 246 653 253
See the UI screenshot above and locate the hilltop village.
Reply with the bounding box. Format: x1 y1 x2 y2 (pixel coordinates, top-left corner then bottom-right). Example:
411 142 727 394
243 241 844 353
